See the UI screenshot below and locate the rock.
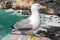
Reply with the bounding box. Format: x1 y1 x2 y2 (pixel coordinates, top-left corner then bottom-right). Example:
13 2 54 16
0 5 3 9
2 31 40 40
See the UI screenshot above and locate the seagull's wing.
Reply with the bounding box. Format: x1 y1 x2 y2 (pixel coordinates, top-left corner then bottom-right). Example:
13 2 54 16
14 19 33 31
20 19 30 24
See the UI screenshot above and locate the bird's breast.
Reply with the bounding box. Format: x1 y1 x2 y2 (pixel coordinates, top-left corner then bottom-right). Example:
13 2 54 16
30 18 40 30
29 13 40 30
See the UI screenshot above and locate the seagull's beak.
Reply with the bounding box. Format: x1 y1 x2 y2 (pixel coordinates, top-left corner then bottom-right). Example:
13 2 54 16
41 6 47 9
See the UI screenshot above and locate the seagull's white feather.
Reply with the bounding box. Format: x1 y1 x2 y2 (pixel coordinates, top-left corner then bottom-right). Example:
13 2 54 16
28 3 40 30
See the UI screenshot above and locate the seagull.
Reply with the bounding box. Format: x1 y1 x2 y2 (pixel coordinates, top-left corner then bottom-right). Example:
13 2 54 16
13 3 46 39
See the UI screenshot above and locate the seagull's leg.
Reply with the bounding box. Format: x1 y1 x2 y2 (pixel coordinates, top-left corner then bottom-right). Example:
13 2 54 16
28 32 35 40
38 33 45 39
32 32 42 39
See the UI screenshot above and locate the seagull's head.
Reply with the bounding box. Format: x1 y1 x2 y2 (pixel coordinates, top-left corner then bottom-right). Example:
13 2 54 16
31 3 47 11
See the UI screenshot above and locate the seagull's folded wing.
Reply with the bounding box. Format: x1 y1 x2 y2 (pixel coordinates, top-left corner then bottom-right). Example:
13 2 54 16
14 19 33 31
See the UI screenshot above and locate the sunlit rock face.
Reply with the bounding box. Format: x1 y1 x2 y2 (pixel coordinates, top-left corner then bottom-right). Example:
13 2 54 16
12 2 17 9
12 0 33 8
0 5 3 9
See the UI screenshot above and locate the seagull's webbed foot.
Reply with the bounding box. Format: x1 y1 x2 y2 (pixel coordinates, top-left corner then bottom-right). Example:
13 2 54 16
28 32 35 40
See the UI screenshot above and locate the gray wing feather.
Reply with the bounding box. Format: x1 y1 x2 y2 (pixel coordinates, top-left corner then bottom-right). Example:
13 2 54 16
17 19 30 24
14 23 33 29
14 19 33 29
